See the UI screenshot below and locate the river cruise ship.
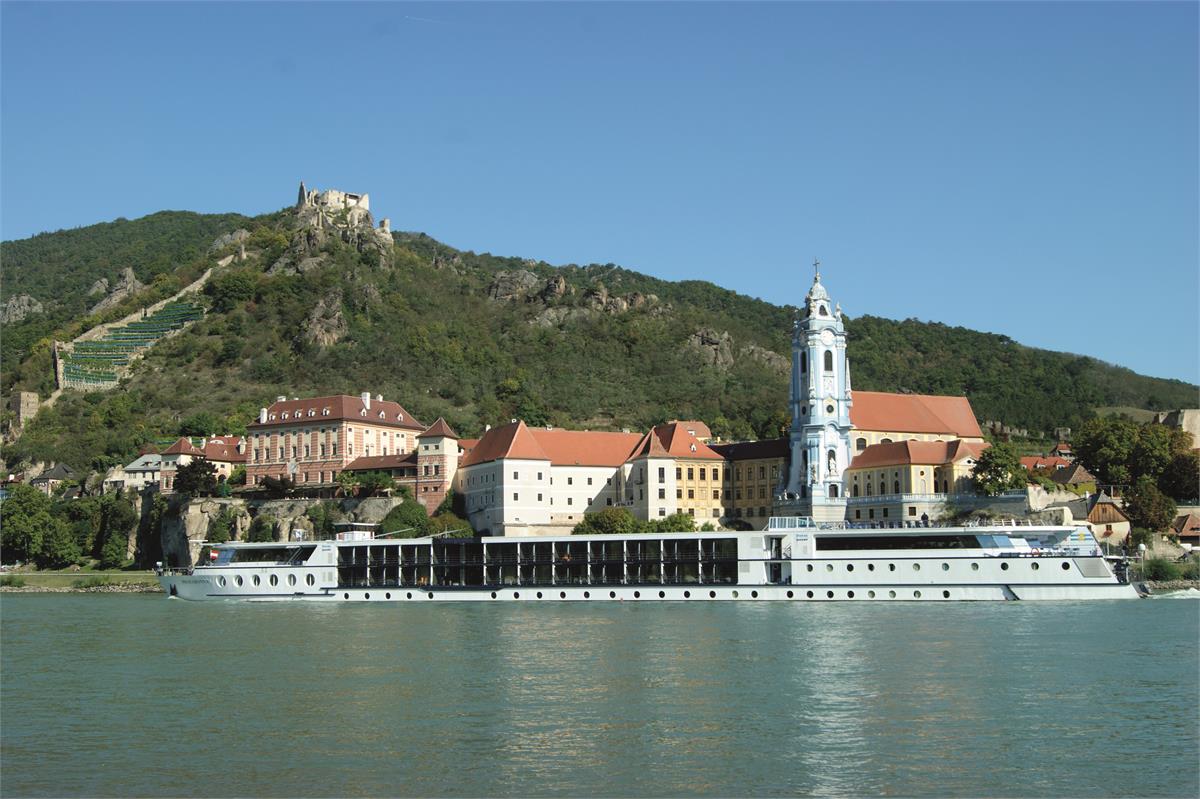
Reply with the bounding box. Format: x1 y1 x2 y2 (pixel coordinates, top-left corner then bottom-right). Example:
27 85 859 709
158 518 1139 601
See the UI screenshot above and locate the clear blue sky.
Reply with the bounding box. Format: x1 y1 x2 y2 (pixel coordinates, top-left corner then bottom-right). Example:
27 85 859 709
3 2 1197 384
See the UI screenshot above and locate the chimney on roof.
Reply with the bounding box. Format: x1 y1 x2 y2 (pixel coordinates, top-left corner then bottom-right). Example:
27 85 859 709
276 395 286 403
376 394 383 402
485 424 491 432
259 408 267 423
361 392 371 409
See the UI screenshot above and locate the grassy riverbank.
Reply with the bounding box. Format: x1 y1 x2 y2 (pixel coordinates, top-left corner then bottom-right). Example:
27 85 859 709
0 569 162 592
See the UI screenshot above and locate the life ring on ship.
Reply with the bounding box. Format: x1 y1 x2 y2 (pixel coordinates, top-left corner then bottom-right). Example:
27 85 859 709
1030 549 1041 557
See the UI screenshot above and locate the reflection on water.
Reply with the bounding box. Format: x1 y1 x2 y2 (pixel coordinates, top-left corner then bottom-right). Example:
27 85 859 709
2 597 1197 797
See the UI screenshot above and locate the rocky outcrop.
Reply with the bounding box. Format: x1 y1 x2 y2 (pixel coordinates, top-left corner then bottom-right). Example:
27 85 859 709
688 328 735 369
270 200 392 275
487 270 541 301
1 294 44 324
538 275 569 302
582 285 660 315
88 278 109 296
742 343 789 373
89 268 146 314
208 229 250 253
159 496 408 567
299 288 348 348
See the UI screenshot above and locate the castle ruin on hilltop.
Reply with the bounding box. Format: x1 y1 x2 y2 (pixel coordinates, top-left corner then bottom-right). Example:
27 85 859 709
295 181 390 235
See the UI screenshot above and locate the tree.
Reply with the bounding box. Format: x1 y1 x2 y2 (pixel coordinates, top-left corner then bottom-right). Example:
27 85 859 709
380 493 429 538
205 268 257 312
179 412 220 437
305 502 343 539
247 515 277 542
649 512 696 533
40 517 81 568
99 526 128 569
336 471 360 497
972 443 1025 495
573 507 639 536
428 512 472 537
0 484 52 563
355 471 395 497
1123 476 1176 532
1074 417 1138 486
173 459 218 497
260 475 294 499
1161 451 1200 503
227 465 247 486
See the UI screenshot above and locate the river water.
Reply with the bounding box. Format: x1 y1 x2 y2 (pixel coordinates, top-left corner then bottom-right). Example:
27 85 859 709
2 594 1197 797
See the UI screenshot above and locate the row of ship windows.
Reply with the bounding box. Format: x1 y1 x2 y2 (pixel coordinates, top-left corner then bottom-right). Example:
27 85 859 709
805 561 1072 573
216 573 317 588
336 588 956 600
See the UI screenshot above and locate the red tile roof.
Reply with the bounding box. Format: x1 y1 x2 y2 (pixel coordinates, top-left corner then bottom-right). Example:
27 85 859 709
162 437 204 456
203 436 246 463
345 453 418 471
1172 512 1200 539
462 421 645 468
640 421 723 460
1051 462 1095 485
418 417 458 439
710 438 790 461
247 395 424 431
848 439 988 470
850 391 983 438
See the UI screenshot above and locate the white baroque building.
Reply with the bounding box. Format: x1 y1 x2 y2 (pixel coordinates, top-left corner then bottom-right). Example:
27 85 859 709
782 262 853 522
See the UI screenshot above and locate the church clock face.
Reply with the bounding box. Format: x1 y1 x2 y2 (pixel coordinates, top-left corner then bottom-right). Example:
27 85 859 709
820 329 834 346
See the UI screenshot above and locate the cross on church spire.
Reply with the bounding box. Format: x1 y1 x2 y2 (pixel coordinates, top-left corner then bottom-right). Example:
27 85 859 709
813 258 821 282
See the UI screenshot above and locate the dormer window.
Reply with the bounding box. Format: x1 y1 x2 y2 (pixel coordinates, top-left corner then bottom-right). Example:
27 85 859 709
269 414 277 421
322 408 330 416
690 444 697 452
360 409 367 417
397 413 404 421
378 411 385 419
308 409 315 417
281 412 289 420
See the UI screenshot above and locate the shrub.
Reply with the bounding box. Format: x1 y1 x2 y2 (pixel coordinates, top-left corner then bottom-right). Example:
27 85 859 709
247 515 277 543
1139 558 1183 582
72 576 111 589
0 575 27 588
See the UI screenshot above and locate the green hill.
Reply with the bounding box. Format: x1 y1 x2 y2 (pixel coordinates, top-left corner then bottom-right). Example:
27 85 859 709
2 203 1195 473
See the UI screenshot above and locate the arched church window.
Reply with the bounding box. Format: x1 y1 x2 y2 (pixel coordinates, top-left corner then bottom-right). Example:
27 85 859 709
852 485 859 497
942 480 949 493
800 352 807 373
819 305 828 316
824 350 833 372
881 438 893 445
829 484 839 498
894 480 900 494
856 438 867 451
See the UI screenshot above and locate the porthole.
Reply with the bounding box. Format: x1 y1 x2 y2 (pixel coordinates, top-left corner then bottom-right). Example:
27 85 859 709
560 591 567 599
1001 562 1009 571
847 564 854 572
218 576 226 587
786 590 793 599
888 563 896 572
406 592 412 599
385 593 391 599
306 574 315 586
868 590 876 598
709 590 717 598
537 592 543 599
513 592 520 599
343 592 350 599
1061 562 1071 571
269 575 278 586
867 564 875 571
490 592 497 599
427 592 433 599
584 591 591 598
847 590 855 599
888 590 896 598
943 590 950 599
234 576 243 587
610 591 617 599
806 591 814 598
806 564 814 572
912 563 921 571
1031 562 1040 571
941 563 950 571
751 590 759 599
914 590 922 598
659 591 666 598
683 591 691 599
825 564 834 572
826 590 834 599
365 593 370 600
971 563 980 571
634 591 640 598
288 574 297 586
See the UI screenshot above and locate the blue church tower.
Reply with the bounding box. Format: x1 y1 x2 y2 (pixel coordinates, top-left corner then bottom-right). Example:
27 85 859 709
782 261 852 522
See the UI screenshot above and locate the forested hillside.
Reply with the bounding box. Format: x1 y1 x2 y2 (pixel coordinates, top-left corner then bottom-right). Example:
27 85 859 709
2 204 1195 474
